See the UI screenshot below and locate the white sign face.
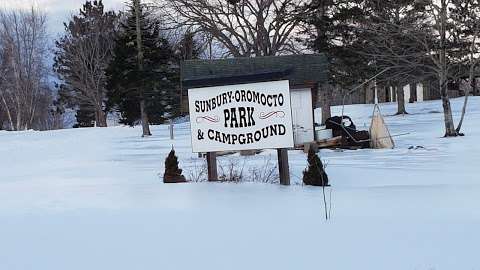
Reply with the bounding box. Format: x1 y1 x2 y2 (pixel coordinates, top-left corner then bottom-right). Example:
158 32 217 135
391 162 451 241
188 80 294 153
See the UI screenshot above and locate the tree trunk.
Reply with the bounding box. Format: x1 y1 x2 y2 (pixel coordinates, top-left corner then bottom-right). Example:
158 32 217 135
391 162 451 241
455 76 472 135
391 86 397 102
438 0 457 137
386 86 392 102
364 83 375 104
425 81 434 101
441 95 456 136
321 89 332 125
16 105 22 131
134 0 151 137
473 77 478 96
455 42 476 134
396 85 407 115
95 109 107 127
376 84 386 103
409 83 417 103
140 99 151 137
438 51 456 136
440 78 457 136
1 94 14 131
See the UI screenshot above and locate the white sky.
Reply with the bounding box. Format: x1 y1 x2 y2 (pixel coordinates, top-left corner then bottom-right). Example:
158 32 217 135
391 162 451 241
0 0 127 35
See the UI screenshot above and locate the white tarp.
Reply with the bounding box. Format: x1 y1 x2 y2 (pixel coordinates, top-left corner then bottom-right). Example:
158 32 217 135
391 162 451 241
369 104 395 149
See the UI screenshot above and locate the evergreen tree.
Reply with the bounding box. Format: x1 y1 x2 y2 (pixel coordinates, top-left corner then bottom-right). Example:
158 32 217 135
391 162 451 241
302 1 372 88
55 82 95 128
163 148 186 183
303 147 329 186
73 102 95 128
106 2 178 126
301 1 373 123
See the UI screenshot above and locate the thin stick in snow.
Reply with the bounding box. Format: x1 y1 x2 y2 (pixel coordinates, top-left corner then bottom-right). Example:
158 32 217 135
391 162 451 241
322 184 328 221
329 187 332 220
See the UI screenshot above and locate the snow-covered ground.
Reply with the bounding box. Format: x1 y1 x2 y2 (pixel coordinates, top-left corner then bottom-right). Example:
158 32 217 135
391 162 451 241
1 97 479 270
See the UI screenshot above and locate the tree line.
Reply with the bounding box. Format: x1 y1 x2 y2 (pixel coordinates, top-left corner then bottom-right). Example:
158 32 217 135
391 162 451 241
300 0 479 137
1 0 478 137
54 0 201 136
158 0 479 137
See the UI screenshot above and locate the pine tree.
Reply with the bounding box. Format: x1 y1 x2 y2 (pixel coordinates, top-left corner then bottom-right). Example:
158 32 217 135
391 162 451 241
106 2 179 126
303 147 329 187
300 1 373 123
73 103 95 128
303 1 372 87
163 148 186 183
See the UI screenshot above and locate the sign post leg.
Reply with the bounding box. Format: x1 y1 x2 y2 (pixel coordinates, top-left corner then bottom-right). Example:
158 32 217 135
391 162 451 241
207 152 218 181
277 148 290 185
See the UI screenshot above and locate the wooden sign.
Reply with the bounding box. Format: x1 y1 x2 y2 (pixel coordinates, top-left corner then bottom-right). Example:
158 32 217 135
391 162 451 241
188 80 294 153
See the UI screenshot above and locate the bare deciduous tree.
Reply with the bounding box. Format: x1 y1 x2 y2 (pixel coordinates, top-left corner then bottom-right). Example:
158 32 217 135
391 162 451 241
431 0 457 136
408 0 478 136
450 0 480 134
358 0 479 136
355 1 430 115
0 8 51 131
156 0 305 57
54 1 117 127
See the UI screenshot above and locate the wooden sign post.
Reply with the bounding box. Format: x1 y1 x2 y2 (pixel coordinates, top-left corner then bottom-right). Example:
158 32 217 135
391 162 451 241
206 152 218 181
277 148 290 185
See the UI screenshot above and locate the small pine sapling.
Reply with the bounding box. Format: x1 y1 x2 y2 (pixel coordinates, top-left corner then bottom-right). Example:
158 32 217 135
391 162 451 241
303 147 329 186
163 148 186 183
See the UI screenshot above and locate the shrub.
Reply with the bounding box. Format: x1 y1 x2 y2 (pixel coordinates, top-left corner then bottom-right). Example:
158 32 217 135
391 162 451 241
163 148 186 183
303 147 329 186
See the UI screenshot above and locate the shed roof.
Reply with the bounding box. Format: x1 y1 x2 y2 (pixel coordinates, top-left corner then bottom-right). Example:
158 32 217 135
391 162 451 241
181 54 329 90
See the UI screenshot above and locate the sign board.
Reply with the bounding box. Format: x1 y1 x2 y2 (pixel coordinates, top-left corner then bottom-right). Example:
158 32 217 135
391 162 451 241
188 80 294 153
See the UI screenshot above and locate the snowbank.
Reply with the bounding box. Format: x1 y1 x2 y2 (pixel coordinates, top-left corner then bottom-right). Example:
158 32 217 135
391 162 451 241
0 97 479 270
